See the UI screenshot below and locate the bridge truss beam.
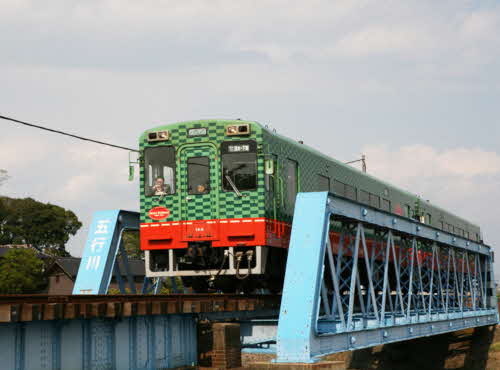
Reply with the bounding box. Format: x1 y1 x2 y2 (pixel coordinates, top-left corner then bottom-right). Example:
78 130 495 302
72 210 175 295
276 192 498 363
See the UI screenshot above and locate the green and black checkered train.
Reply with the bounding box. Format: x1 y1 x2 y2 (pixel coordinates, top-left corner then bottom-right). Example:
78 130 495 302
138 119 482 291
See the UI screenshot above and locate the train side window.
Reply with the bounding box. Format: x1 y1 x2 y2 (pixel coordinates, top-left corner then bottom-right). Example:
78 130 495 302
187 156 210 194
332 180 345 196
360 190 370 205
382 198 391 212
345 184 357 201
285 159 298 208
405 204 411 218
369 193 380 208
316 175 330 192
425 213 432 225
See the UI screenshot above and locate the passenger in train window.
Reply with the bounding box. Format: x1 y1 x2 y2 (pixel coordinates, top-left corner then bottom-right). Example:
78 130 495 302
152 176 170 195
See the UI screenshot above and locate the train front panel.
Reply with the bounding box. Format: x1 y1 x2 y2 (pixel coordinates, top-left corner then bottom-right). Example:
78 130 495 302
139 120 286 290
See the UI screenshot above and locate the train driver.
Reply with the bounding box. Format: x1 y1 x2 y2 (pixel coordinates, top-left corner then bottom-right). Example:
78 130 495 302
152 176 171 195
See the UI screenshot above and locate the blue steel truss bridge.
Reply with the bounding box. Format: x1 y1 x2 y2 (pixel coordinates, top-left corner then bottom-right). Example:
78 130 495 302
276 192 498 363
0 192 497 369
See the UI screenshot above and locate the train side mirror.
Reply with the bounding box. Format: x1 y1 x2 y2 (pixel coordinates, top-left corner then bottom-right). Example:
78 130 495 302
128 151 139 181
265 159 274 175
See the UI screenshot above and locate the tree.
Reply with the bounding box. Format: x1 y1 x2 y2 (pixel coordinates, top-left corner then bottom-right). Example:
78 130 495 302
123 230 143 259
0 248 45 293
0 197 82 256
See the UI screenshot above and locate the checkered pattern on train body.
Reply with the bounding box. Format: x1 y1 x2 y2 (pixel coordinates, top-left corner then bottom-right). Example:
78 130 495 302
139 120 479 238
139 120 266 224
179 146 217 220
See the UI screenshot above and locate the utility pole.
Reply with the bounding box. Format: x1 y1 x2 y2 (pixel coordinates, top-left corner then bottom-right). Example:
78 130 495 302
345 154 367 173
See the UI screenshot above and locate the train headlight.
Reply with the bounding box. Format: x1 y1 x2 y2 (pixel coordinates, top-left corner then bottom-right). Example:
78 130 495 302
226 125 238 135
147 130 170 142
226 124 250 136
158 131 169 139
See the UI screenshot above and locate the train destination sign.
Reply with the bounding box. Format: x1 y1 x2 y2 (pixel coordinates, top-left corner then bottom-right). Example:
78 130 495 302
228 144 250 152
221 140 257 155
148 207 171 220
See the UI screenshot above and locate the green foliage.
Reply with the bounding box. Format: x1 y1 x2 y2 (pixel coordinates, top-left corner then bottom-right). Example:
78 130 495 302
159 277 184 294
108 278 185 295
123 230 143 259
0 196 82 256
107 287 132 295
0 249 45 293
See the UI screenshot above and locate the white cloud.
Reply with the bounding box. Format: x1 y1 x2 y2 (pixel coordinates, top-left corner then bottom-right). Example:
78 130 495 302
365 144 500 181
333 27 430 57
0 132 138 256
362 143 500 241
1 0 499 266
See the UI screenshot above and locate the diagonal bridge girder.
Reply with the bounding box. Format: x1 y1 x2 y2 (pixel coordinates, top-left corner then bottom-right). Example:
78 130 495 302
276 192 498 363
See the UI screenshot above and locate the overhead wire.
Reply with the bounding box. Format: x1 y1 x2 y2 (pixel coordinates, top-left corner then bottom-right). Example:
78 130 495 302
0 114 138 152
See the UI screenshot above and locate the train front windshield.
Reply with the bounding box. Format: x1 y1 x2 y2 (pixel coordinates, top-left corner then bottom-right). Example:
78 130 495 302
144 146 176 196
221 140 257 191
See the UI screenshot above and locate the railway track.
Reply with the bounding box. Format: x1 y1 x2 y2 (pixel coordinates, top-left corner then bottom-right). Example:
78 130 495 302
0 294 281 323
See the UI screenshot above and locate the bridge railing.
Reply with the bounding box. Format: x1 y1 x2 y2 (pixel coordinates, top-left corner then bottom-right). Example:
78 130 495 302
276 192 498 363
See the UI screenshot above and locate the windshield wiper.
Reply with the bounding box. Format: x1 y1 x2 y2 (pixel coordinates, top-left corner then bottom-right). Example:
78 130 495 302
225 175 243 197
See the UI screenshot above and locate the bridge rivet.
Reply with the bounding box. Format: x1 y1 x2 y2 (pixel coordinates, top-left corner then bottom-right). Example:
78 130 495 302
466 242 470 246
449 322 453 327
393 219 397 225
383 331 388 338
350 336 356 344
417 226 421 232
409 328 414 334
362 209 368 217
452 238 456 243
436 232 440 238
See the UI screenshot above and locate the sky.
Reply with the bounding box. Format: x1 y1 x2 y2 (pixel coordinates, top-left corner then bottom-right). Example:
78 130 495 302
1 0 499 271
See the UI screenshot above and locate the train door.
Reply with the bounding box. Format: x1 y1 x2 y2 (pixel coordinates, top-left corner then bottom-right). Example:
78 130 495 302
179 145 218 221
